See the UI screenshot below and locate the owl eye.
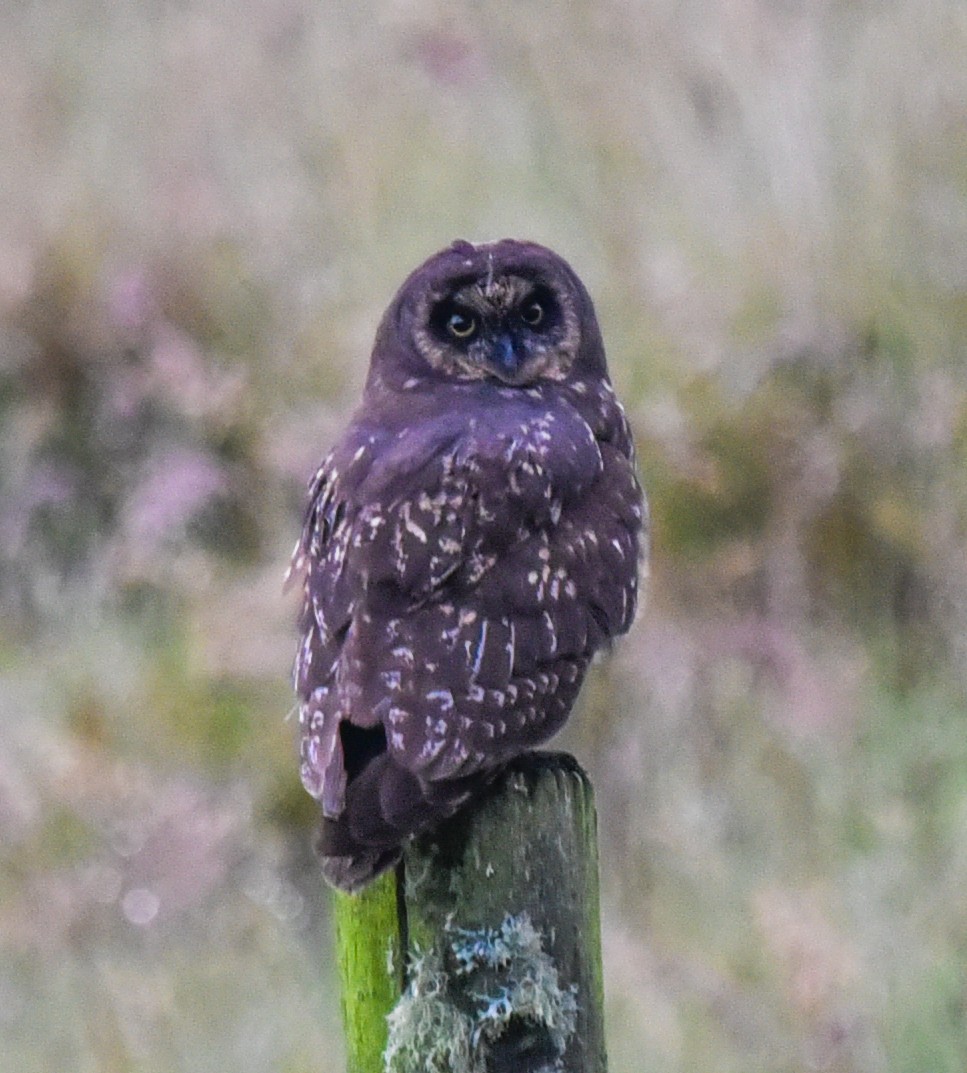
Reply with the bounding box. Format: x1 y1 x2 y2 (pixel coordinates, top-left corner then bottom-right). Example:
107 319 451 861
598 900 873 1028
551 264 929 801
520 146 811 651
520 300 545 327
446 310 478 340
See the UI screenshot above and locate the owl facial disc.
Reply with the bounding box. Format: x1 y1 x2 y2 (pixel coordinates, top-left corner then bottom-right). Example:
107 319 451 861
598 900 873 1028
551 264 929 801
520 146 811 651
422 272 579 385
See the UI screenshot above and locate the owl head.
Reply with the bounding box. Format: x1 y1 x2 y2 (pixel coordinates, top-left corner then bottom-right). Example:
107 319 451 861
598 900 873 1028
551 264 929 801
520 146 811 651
367 239 607 392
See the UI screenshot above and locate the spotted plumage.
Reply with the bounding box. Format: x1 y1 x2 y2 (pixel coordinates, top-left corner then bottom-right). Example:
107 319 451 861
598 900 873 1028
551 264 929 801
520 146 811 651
292 239 647 890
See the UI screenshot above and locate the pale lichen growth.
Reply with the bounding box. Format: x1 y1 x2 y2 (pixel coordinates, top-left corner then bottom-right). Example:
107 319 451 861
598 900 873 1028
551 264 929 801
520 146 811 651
384 950 474 1073
384 913 577 1073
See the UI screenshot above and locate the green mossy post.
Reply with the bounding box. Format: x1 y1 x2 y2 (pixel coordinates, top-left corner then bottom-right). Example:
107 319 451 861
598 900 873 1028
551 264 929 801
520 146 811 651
333 752 607 1073
334 868 404 1073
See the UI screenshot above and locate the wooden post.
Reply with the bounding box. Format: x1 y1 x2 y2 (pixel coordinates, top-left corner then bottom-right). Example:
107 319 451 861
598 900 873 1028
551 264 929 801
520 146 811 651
334 869 404 1073
333 752 607 1073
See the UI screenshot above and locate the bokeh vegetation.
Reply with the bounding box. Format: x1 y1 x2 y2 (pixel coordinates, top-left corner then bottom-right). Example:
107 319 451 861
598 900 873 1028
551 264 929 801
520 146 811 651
2 2 966 1071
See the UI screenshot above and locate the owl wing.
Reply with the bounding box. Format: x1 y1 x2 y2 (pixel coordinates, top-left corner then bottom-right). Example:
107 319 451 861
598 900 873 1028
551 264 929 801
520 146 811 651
294 411 477 688
293 411 501 814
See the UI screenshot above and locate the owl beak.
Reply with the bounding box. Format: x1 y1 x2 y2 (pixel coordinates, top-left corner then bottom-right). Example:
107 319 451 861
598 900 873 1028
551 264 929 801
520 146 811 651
490 332 526 383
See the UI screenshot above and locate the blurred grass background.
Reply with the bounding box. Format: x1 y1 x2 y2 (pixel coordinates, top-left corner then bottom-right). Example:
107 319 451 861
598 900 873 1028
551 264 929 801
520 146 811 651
2 1 966 1070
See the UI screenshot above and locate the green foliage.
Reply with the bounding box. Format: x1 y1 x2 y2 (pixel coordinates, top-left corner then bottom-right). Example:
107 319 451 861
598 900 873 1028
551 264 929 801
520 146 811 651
888 961 967 1073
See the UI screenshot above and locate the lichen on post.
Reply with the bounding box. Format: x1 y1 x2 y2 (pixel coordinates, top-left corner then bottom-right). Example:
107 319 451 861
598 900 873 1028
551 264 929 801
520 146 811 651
333 752 607 1073
384 911 578 1073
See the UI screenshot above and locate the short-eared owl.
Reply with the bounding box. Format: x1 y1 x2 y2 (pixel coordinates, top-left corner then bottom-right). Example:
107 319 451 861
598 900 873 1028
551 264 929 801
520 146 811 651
291 239 646 890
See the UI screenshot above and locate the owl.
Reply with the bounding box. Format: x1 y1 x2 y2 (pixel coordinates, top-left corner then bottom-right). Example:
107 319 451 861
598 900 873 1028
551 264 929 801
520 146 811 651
291 239 646 891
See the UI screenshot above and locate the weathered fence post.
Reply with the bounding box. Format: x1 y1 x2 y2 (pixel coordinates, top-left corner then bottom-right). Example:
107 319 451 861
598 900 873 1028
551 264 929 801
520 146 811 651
333 751 607 1073
334 869 405 1073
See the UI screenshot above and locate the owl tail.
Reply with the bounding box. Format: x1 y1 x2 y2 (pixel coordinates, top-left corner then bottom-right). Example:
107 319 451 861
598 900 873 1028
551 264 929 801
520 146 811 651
317 836 400 892
315 752 497 892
